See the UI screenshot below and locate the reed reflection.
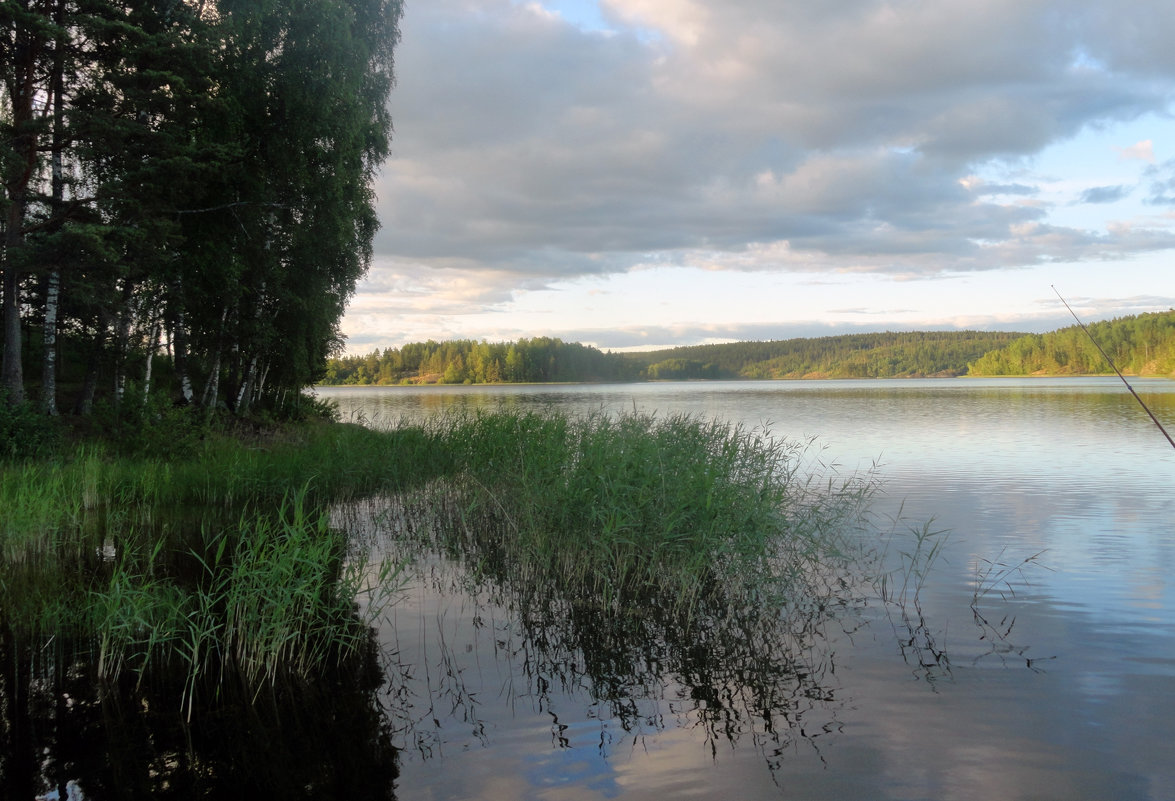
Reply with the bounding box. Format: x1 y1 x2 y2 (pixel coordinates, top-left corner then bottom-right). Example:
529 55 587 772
371 480 1042 791
375 488 877 779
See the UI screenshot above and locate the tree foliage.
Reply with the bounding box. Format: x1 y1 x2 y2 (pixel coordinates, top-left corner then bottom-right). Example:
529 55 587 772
325 322 1175 386
626 331 1028 379
968 311 1175 376
1 0 402 417
325 338 639 385
323 331 1020 385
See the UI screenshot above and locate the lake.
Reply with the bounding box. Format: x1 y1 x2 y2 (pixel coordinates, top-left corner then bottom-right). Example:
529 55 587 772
318 378 1175 801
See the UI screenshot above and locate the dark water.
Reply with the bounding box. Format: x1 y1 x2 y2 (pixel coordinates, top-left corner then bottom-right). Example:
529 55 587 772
319 378 1175 801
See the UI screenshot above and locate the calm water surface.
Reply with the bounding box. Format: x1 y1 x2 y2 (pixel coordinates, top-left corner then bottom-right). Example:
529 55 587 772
320 378 1175 801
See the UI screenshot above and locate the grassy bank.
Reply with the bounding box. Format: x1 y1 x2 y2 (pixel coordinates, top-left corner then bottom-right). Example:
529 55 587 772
2 409 879 710
1 420 446 708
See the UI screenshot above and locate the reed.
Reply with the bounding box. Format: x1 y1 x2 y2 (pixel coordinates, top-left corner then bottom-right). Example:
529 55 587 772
70 487 404 714
1 422 448 536
0 425 421 711
413 409 877 614
2 407 876 711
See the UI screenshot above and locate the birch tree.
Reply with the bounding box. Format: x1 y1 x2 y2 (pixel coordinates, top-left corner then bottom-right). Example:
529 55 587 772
1 0 403 416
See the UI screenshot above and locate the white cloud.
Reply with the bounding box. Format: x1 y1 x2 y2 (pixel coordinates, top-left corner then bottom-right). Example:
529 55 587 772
1116 139 1156 163
352 0 1175 349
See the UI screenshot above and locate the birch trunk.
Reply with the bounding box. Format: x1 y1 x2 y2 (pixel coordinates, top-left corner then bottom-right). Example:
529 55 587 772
41 4 66 416
201 350 221 409
235 354 258 415
171 299 195 405
255 362 270 405
142 323 160 401
41 271 60 415
113 284 134 409
200 306 228 408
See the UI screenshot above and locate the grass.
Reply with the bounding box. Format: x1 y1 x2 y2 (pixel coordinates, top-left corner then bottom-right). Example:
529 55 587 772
2 406 883 714
0 421 437 712
396 409 878 617
89 488 403 716
363 409 885 756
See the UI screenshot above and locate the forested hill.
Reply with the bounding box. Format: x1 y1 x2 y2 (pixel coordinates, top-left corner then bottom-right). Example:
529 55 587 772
324 330 1021 385
624 330 1026 379
326 314 1175 385
967 310 1175 376
323 338 637 385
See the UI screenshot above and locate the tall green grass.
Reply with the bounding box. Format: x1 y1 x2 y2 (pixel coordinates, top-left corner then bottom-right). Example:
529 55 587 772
405 409 877 615
2 407 881 712
371 409 885 757
87 488 402 715
1 422 449 536
1 424 431 711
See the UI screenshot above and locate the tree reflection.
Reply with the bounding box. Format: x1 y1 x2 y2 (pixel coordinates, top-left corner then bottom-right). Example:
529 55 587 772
0 626 398 800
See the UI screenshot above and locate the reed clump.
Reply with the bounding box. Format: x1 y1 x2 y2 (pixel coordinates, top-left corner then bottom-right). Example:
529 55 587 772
417 409 876 613
1 421 448 530
1 423 432 710
89 489 400 714
2 407 875 709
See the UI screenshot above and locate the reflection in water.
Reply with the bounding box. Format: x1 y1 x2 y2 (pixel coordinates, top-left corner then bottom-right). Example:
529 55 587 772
355 489 1024 790
0 620 398 800
317 378 1175 800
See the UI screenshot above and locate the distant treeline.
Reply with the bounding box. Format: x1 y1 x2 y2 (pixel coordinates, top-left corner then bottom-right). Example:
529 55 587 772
967 310 1175 376
622 331 1026 379
323 312 1175 386
322 337 636 385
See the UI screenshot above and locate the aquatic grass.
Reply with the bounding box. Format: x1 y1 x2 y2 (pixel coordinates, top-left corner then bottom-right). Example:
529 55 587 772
370 410 884 762
2 407 878 721
0 462 82 563
214 489 370 685
93 538 186 683
2 459 408 717
0 422 450 549
874 511 950 609
77 486 407 714
410 409 878 615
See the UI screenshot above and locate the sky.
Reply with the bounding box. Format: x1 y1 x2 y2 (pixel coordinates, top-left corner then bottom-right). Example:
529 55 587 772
341 0 1175 354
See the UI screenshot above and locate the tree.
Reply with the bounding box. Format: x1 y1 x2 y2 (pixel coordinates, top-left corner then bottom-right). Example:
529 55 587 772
0 0 404 414
1 0 58 405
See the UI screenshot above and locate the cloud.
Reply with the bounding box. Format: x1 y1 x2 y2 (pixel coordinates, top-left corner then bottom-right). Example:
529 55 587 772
1043 293 1175 320
960 177 1039 196
1115 139 1156 163
1078 185 1131 204
827 307 920 316
1145 161 1175 205
357 0 1175 347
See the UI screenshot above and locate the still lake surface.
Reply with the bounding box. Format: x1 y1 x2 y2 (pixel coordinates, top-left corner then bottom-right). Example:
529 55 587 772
319 378 1175 801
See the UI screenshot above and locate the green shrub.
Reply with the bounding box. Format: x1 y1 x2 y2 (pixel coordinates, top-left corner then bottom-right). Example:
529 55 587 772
0 388 63 461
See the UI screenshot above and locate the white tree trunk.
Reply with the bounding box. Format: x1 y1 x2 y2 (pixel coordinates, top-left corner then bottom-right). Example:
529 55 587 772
173 304 195 405
142 322 160 401
41 270 60 415
235 354 258 414
201 351 221 409
113 285 134 408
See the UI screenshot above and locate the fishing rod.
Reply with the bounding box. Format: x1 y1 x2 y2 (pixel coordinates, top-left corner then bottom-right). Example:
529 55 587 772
1051 285 1175 451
